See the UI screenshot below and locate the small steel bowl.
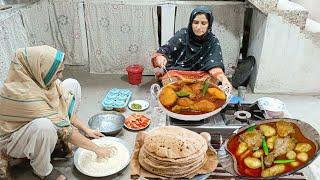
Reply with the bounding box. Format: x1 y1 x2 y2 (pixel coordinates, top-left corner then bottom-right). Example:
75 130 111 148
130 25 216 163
88 112 125 136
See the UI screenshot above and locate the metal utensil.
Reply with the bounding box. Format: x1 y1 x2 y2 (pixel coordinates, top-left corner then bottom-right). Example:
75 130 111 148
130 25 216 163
163 66 173 83
88 112 125 136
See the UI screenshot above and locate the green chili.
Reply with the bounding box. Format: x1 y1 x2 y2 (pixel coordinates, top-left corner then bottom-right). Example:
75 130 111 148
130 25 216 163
176 91 190 97
274 159 295 164
247 125 256 132
201 79 210 96
262 137 269 155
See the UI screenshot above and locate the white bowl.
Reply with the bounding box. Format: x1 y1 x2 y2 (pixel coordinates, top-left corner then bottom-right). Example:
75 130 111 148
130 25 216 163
257 97 286 118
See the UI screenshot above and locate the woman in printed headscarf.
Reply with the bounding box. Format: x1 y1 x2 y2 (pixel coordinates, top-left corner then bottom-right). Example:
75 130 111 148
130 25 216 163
0 45 110 180
151 6 232 92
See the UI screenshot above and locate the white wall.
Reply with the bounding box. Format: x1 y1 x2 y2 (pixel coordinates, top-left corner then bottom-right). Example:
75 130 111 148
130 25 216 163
291 0 320 22
250 12 320 94
247 9 268 90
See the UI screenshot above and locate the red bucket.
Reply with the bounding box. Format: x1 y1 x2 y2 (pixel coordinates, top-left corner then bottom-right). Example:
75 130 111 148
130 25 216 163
126 64 144 85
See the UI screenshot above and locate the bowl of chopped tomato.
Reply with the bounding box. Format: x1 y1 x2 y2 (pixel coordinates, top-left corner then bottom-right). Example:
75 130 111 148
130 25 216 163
124 113 151 130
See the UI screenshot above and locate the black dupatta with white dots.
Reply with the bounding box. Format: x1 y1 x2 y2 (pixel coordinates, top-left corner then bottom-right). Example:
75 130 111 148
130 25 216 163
157 6 224 72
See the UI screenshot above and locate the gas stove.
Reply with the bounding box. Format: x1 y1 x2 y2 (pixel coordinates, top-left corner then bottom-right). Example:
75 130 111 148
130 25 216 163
166 102 268 149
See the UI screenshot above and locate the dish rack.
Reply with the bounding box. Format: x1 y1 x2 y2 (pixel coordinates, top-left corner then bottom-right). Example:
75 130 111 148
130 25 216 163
102 88 132 110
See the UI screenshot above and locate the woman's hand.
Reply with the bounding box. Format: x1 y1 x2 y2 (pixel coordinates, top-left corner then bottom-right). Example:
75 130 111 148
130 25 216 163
221 77 233 94
85 129 105 139
209 67 233 94
95 147 112 159
155 55 167 68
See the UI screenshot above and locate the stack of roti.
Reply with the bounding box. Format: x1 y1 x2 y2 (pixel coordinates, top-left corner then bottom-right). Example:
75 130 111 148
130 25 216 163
138 126 208 178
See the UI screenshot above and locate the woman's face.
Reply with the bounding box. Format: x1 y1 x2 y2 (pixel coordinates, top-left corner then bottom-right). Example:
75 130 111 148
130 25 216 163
192 14 209 37
52 62 65 81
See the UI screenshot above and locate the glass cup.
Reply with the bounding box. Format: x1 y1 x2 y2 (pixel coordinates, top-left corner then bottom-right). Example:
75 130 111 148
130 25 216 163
238 86 247 100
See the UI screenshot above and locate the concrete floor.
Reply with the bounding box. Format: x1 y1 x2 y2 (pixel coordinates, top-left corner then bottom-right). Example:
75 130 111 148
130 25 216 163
9 67 320 180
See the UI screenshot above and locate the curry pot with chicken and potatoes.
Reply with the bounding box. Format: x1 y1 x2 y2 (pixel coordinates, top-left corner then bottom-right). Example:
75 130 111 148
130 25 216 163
227 120 317 178
159 79 226 115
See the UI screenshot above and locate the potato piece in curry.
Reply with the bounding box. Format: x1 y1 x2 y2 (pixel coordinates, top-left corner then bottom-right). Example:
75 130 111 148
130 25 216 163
261 164 286 177
207 87 226 100
159 87 178 107
294 143 312 153
244 157 262 169
259 124 276 137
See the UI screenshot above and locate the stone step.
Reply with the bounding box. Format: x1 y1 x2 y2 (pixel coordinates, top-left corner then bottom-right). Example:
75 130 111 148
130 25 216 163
304 18 320 47
277 0 308 29
248 0 309 30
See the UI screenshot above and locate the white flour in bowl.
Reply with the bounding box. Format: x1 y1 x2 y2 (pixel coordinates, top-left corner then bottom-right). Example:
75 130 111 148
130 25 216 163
78 140 130 177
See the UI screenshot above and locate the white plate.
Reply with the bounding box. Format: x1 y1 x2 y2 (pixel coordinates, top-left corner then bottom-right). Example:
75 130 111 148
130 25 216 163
74 137 130 177
257 97 286 112
128 100 149 111
124 114 151 131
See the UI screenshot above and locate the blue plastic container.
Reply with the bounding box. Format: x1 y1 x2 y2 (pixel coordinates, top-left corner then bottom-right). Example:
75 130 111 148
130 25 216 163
102 88 132 110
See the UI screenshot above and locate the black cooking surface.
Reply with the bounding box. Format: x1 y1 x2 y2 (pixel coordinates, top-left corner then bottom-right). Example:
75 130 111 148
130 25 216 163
166 102 268 149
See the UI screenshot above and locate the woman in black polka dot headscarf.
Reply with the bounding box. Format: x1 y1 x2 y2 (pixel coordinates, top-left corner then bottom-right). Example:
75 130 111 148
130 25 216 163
151 6 232 92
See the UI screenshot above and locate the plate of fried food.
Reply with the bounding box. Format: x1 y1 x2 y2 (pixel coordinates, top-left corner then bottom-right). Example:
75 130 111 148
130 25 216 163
124 113 151 131
221 118 320 179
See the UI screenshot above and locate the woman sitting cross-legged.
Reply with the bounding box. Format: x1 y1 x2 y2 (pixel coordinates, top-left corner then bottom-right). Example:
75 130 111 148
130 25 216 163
0 45 111 180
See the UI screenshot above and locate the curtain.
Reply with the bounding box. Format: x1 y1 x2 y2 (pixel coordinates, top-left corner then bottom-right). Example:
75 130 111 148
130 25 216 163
0 10 29 88
85 1 159 74
19 0 87 65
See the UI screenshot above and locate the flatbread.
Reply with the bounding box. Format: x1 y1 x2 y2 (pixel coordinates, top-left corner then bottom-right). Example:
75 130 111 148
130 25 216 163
137 126 208 178
143 126 207 159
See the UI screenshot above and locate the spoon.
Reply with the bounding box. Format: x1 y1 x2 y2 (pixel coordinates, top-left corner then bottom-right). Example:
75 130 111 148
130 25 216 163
162 66 173 83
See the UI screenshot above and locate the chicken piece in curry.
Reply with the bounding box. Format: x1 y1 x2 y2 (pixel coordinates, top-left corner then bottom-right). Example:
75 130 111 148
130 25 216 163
159 79 226 115
228 120 316 178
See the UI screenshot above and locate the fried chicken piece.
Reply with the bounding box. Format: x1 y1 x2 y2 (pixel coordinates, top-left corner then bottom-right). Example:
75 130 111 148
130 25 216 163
276 121 295 137
176 97 195 107
180 85 193 94
189 82 203 96
207 87 226 100
165 83 181 91
159 87 178 107
190 100 216 112
259 124 276 137
171 105 190 113
239 129 263 151
264 137 296 167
